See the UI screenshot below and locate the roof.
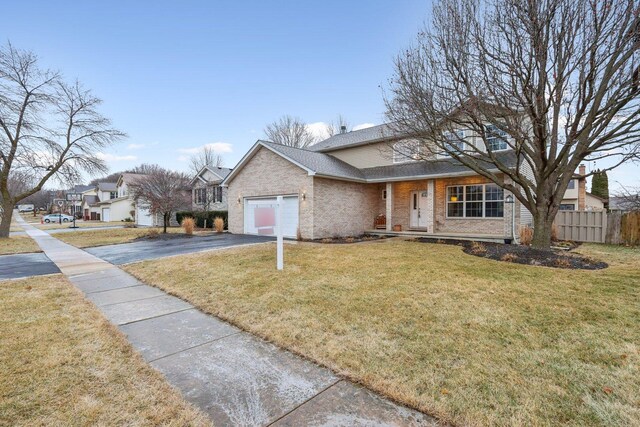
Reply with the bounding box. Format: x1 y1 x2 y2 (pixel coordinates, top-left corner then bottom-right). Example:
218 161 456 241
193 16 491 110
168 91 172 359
309 124 403 152
71 185 93 193
223 140 519 185
118 173 147 186
97 182 117 192
82 195 99 206
190 165 233 186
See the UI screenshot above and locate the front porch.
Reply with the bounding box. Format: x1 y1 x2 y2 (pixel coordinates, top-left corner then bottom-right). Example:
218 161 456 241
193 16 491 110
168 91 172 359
371 176 519 242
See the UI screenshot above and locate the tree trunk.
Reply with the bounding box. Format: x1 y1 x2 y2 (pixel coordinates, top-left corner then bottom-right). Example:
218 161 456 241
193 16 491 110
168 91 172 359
531 208 554 249
0 201 15 238
163 213 168 234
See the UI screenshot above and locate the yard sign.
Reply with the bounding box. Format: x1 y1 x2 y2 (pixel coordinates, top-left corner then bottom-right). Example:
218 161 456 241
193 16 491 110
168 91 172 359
252 196 284 270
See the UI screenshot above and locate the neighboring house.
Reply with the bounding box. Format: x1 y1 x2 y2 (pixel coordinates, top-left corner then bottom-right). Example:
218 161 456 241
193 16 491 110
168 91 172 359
81 182 117 220
190 165 232 211
222 124 529 240
559 165 606 211
67 185 94 217
95 174 142 223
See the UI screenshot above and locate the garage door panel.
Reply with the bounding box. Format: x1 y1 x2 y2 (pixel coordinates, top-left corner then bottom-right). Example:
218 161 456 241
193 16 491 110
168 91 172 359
102 208 111 222
136 205 153 226
244 196 299 238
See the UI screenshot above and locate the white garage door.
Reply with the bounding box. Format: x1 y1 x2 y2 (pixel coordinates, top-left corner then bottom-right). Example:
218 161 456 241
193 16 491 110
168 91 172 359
101 208 111 222
136 204 154 226
244 196 299 238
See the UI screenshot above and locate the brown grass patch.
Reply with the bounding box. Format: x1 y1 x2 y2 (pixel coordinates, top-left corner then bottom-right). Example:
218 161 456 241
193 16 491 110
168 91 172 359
0 235 41 255
0 275 209 426
124 241 640 426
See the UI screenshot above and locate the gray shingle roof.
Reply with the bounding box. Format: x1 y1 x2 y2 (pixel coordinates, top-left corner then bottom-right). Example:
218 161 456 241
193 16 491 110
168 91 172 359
260 141 366 181
207 166 232 180
310 124 403 152
83 195 99 206
97 182 117 192
261 141 517 182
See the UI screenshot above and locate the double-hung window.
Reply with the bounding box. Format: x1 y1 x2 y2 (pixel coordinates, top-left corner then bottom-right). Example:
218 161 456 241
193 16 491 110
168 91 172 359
194 188 207 205
485 124 508 151
443 130 465 153
212 186 223 203
446 184 504 218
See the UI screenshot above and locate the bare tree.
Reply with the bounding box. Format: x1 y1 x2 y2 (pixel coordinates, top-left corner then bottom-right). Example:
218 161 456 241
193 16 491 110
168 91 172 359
326 114 352 137
127 165 191 233
264 115 317 148
188 145 224 176
0 43 125 237
385 0 640 248
21 188 51 216
612 185 640 211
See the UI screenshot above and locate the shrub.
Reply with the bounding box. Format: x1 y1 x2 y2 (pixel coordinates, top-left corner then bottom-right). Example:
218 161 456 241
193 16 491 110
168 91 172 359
469 241 487 254
554 257 571 268
182 217 195 235
501 253 518 262
213 216 224 233
147 229 159 239
519 226 534 246
176 210 228 230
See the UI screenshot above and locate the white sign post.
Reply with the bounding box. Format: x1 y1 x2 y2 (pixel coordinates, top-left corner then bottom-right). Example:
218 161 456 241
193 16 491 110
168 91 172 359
276 196 284 270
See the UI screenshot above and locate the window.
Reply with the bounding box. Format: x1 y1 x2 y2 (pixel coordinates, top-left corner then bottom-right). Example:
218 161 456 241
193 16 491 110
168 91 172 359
559 203 575 211
443 130 465 153
393 140 422 163
194 188 207 205
446 184 504 218
567 179 575 189
109 191 117 199
485 125 508 151
213 186 223 203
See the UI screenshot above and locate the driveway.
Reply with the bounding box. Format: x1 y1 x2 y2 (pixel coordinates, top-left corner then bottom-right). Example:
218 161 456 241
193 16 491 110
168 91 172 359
86 233 274 265
0 253 60 280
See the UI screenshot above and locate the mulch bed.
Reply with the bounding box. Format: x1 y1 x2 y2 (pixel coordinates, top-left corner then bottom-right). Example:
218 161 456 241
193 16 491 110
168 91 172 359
414 238 608 270
307 234 391 244
134 231 219 242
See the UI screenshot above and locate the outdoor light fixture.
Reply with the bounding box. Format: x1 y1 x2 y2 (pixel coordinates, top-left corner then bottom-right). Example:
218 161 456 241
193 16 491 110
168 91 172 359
237 195 241 204
505 194 514 204
301 192 306 201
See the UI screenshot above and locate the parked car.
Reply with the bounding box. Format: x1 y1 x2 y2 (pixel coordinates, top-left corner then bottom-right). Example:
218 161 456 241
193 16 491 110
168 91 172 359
18 204 35 212
42 213 74 223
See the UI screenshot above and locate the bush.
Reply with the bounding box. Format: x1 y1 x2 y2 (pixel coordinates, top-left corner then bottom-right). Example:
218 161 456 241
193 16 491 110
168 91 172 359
519 226 534 246
469 241 487 254
147 229 159 239
176 210 228 230
501 253 518 262
213 216 224 233
182 217 195 235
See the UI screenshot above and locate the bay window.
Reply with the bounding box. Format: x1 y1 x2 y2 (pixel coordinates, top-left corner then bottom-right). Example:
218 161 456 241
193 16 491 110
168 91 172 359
446 184 505 218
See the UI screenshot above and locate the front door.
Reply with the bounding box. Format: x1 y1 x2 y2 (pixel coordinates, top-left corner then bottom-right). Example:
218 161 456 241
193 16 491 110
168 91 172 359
410 190 429 229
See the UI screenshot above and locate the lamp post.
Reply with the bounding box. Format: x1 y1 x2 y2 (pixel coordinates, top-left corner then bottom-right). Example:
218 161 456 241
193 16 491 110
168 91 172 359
505 194 517 244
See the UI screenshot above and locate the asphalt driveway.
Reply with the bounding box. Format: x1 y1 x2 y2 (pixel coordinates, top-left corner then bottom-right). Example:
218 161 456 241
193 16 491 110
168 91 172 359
85 233 274 265
0 253 60 280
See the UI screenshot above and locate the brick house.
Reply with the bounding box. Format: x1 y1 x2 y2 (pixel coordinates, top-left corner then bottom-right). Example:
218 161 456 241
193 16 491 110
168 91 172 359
222 124 536 241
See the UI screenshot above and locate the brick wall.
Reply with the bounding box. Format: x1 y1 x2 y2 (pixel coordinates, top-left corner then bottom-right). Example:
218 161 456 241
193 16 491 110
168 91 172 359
434 175 514 236
388 180 431 231
313 178 379 238
226 147 313 237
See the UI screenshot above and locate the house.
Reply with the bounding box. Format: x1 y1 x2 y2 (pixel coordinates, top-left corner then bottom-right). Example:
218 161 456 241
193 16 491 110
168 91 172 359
222 124 532 241
559 165 606 211
81 182 117 221
95 174 143 223
67 185 94 217
190 165 232 211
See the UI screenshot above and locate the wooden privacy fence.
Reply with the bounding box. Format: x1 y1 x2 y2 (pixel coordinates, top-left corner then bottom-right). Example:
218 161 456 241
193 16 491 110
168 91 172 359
554 210 607 243
554 210 640 245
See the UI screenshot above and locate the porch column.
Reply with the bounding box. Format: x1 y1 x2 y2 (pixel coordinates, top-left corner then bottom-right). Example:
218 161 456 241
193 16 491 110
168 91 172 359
426 180 435 233
385 182 393 231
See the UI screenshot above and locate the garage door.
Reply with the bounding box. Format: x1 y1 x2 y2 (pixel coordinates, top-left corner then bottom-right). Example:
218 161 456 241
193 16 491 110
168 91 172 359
136 204 154 226
244 196 299 238
101 208 111 222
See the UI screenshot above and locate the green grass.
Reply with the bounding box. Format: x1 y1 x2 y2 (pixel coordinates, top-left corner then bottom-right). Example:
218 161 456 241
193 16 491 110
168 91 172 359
125 240 640 426
0 275 210 426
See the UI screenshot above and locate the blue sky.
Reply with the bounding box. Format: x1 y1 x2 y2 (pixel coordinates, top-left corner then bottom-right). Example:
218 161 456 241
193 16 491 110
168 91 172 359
4 1 638 191
4 1 428 172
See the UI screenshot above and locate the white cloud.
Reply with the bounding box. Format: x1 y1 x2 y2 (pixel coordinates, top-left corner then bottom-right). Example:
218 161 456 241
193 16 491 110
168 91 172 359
177 142 233 155
306 122 332 141
126 143 145 150
96 152 137 162
353 123 376 131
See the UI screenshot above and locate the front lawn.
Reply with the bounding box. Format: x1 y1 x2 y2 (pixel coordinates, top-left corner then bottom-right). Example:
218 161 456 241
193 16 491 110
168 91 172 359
54 227 186 248
35 220 124 230
0 235 41 255
0 275 209 426
124 240 640 426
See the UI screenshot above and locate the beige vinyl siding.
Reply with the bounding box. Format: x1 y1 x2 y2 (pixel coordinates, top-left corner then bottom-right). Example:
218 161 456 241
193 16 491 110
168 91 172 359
325 142 395 169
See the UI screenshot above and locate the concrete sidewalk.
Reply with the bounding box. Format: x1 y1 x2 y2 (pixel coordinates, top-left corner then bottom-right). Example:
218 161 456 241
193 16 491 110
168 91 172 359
15 213 436 426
